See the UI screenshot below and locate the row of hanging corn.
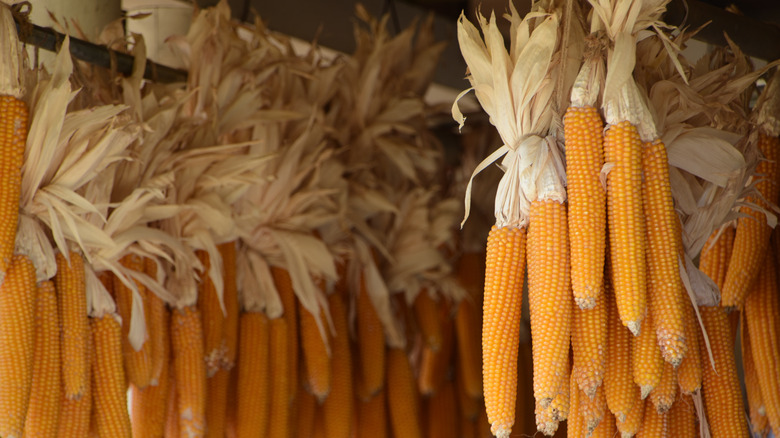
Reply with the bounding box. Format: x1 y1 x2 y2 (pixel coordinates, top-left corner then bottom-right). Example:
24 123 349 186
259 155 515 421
456 0 780 436
0 1 501 437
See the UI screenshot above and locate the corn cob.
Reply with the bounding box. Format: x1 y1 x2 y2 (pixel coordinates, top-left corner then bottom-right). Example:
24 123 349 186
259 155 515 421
91 315 132 438
0 94 26 288
418 305 454 396
482 224 526 437
56 251 88 400
267 317 291 438
568 374 584 438
204 369 229 438
699 227 734 291
165 365 179 438
615 387 644 437
590 410 617 438
356 271 386 399
237 312 271 437
604 283 639 423
631 308 664 399
414 288 443 351
300 297 331 400
635 397 667 438
323 293 354 438
676 300 701 395
571 282 608 398
427 380 458 438
649 361 677 414
668 394 697 438
171 305 207 437
642 139 686 366
534 399 559 437
528 200 572 408
297 385 317 438
699 305 749 438
271 266 298 403
0 254 37 438
131 304 170 438
455 297 482 398
56 324 92 438
357 390 387 438
196 250 226 376
23 281 61 438
723 132 779 307
387 348 422 438
219 242 239 369
114 254 154 389
742 311 770 436
743 249 780 436
580 384 607 434
565 105 606 309
604 121 647 335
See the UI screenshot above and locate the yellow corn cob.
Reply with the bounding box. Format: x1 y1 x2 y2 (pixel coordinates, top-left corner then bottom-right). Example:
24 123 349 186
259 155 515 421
113 254 153 389
699 227 734 290
271 266 298 402
204 371 228 438
565 105 606 309
605 121 647 335
56 251 88 400
357 390 387 438
225 368 238 438
165 365 179 438
668 394 696 438
23 281 61 438
91 315 131 438
56 325 92 438
604 284 640 423
534 399 559 437
323 293 354 438
131 304 170 438
236 312 270 437
219 242 239 369
642 139 686 366
196 250 225 377
427 380 458 438
631 308 664 399
649 361 677 414
418 306 454 396
414 288 443 351
580 384 607 434
356 271 386 399
742 312 770 436
744 249 780 436
635 397 667 438
515 333 535 437
267 317 291 438
568 373 584 438
676 300 701 395
590 409 617 438
387 348 422 438
455 297 482 398
0 95 26 285
300 296 331 401
615 388 644 437
296 384 317 438
699 306 749 438
571 282 608 398
723 132 779 307
171 305 207 437
482 224 526 437
148 294 168 386
528 200 572 409
0 254 37 437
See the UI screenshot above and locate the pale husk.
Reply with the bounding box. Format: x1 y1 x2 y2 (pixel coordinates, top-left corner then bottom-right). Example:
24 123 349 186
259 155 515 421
0 4 23 98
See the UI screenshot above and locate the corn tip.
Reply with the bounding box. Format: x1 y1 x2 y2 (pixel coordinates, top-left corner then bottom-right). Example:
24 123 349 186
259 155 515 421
627 320 641 336
575 296 596 310
640 385 652 400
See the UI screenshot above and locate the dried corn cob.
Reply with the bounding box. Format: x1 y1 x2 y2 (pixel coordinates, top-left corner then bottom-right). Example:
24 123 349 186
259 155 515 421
56 251 88 400
387 348 422 438
0 254 37 437
604 285 639 422
528 200 572 407
267 317 291 438
171 306 207 437
356 271 386 399
131 305 170 438
23 281 61 438
271 266 298 403
676 300 701 395
482 225 526 437
219 242 239 369
300 298 331 401
642 139 686 366
668 394 697 438
635 397 667 437
605 121 647 335
571 283 608 398
414 288 443 351
631 308 664 399
114 254 153 389
323 293 354 438
455 297 482 398
742 311 770 436
356 390 388 438
91 315 132 438
649 361 677 414
237 312 271 437
197 250 226 376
